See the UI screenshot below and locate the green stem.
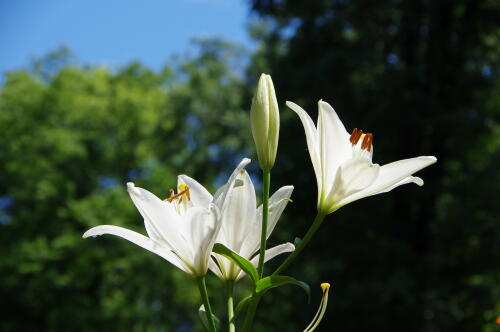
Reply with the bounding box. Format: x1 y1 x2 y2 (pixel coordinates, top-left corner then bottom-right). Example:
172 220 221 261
257 169 271 278
197 276 217 332
242 292 262 332
226 281 235 332
242 212 327 331
273 212 326 275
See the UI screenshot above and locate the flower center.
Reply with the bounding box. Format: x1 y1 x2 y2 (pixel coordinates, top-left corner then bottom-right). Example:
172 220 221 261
165 184 192 215
167 183 191 203
349 128 373 152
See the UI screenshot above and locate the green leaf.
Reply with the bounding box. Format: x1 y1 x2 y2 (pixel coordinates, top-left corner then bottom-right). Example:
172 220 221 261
198 304 220 332
213 243 259 285
231 295 252 323
255 275 311 302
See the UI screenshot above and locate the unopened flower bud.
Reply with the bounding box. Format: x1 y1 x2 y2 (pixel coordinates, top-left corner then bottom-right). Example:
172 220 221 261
250 74 280 170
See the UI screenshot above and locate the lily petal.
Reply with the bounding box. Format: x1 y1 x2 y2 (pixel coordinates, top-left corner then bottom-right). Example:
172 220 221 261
241 185 294 258
83 225 190 273
208 256 224 280
126 183 191 262
235 242 295 281
186 204 221 276
323 157 380 212
213 158 251 207
318 101 352 195
220 170 256 253
249 242 295 266
214 171 256 277
286 101 322 198
338 156 437 207
380 176 424 193
177 174 213 207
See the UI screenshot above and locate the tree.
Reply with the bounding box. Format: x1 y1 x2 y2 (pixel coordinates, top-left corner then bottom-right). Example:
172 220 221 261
247 0 500 331
0 41 250 331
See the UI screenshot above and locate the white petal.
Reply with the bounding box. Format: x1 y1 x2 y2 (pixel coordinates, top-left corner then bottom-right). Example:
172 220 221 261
143 217 162 242
338 156 437 207
323 157 379 212
286 101 322 200
220 171 257 253
208 256 224 280
186 204 222 276
213 158 251 207
317 101 352 196
240 185 294 258
126 182 192 263
83 225 190 273
177 175 213 207
380 176 424 193
266 185 294 239
236 242 295 281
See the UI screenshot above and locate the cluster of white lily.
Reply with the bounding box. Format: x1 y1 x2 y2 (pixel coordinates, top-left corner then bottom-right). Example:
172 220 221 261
84 158 294 279
83 73 436 332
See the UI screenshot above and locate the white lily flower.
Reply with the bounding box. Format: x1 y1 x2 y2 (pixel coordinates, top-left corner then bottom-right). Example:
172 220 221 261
179 158 295 281
83 180 221 277
287 100 437 215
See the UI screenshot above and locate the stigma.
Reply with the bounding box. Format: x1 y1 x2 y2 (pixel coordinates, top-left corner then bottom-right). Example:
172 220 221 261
349 128 373 152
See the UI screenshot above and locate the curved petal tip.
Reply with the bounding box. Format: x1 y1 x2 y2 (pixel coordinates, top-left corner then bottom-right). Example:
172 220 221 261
82 227 101 239
238 157 251 168
413 176 424 186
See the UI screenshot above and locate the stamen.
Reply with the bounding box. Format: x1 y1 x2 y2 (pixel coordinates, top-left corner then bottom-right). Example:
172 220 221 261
349 128 363 145
360 133 373 151
166 186 191 202
367 133 373 152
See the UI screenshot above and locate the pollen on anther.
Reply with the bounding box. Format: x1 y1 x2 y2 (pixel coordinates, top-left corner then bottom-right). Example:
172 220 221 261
349 128 363 145
361 133 373 151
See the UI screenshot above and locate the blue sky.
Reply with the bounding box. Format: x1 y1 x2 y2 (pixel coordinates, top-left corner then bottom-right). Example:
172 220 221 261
0 0 253 75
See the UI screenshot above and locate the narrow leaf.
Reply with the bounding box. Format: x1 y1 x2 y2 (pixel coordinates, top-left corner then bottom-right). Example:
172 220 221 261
198 304 220 332
231 295 252 323
256 275 311 302
213 243 259 285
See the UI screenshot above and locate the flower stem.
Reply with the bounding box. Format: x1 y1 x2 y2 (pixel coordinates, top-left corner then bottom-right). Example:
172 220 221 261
226 280 235 332
242 292 262 332
257 169 271 278
273 212 326 275
196 276 217 332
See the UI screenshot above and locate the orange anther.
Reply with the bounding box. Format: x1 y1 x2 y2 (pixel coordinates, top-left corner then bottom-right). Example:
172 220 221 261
368 134 373 152
349 128 363 145
361 133 373 151
166 186 190 202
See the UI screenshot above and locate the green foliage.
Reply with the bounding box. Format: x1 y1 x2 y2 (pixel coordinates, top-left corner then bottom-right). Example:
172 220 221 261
213 243 260 286
198 304 221 332
0 40 250 331
255 275 310 302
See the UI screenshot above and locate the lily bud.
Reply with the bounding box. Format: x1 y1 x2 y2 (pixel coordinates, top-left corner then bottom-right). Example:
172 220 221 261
250 74 280 170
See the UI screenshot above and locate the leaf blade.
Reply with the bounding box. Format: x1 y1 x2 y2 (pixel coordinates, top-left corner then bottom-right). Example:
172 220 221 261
213 243 259 285
256 275 311 302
